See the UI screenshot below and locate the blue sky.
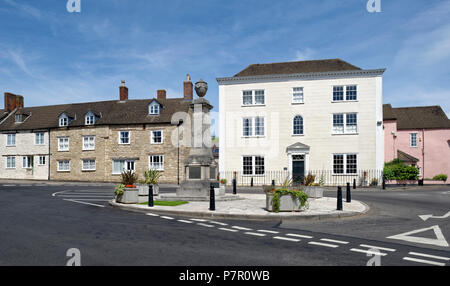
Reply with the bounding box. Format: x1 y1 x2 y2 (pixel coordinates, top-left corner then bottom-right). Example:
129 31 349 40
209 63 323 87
1 0 449 136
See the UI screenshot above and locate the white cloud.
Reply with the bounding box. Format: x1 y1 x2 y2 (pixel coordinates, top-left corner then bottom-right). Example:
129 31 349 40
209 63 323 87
295 48 316 61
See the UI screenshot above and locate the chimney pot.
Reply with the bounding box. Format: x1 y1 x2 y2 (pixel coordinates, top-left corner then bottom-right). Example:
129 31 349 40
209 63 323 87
184 74 193 101
157 90 166 100
119 81 128 101
4 93 24 113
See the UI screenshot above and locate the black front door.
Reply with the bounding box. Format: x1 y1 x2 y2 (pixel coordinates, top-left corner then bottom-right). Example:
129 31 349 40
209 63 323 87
293 161 305 185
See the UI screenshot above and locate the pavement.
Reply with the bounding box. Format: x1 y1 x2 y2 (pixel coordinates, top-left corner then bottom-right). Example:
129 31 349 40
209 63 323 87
110 194 369 221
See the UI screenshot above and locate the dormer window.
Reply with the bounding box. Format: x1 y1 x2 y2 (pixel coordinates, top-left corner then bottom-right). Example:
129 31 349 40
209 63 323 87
59 114 69 127
15 114 23 123
85 111 96 126
149 101 161 115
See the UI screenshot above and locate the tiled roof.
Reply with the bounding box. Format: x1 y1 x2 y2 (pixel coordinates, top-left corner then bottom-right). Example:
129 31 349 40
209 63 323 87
398 150 419 163
234 59 361 77
383 104 450 130
0 98 191 132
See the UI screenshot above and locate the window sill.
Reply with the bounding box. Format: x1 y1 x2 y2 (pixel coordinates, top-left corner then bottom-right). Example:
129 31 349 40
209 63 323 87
83 149 95 151
241 104 266 107
292 134 304 137
332 174 358 176
242 136 266 139
6 168 16 170
82 170 96 172
332 133 359 136
57 170 71 173
151 143 164 145
58 150 70 152
6 145 16 147
242 174 266 177
331 100 358 103
291 102 305 105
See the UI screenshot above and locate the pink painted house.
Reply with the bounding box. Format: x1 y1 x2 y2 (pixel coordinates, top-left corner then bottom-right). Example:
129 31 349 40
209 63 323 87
383 104 450 181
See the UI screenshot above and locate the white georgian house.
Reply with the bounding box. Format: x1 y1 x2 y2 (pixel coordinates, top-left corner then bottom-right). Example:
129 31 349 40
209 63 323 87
217 59 385 185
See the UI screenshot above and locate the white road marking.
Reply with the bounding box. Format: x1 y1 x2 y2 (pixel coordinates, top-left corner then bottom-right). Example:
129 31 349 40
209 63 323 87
286 234 313 239
350 248 388 256
273 236 301 242
58 195 112 198
146 213 159 217
178 220 193 224
52 190 70 197
208 221 228 226
320 238 349 245
232 226 253 231
387 225 449 247
218 228 239 232
244 232 266 237
419 211 450 221
63 199 105 208
308 242 339 248
359 244 396 252
403 257 445 266
190 219 208 222
408 252 450 261
2 184 17 187
257 230 279 234
161 216 175 220
197 223 215 228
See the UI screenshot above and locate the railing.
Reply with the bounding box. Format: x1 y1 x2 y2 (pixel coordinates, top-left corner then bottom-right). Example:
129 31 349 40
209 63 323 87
219 170 384 187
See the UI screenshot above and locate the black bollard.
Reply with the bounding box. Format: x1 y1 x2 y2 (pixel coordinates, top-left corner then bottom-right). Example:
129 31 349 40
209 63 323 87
232 179 237 195
382 179 386 190
337 186 343 211
272 180 275 187
209 185 216 211
346 183 351 203
148 184 154 207
250 177 254 187
353 179 356 190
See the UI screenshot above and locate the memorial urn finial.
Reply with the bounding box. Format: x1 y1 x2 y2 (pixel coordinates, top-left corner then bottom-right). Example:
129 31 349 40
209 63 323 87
195 79 208 98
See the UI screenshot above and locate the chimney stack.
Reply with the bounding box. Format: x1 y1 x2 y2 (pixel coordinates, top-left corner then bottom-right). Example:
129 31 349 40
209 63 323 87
157 90 166 100
119 80 128 101
4 93 24 113
184 74 193 101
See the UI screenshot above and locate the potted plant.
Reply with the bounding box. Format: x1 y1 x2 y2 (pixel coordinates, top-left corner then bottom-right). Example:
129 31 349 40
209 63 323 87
265 177 309 212
216 178 227 195
115 170 139 204
302 173 324 198
136 169 162 202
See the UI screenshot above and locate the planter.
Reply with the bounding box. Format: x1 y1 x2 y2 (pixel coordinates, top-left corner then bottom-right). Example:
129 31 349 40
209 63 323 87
116 188 139 204
303 186 324 198
214 185 226 196
137 184 159 196
266 194 308 212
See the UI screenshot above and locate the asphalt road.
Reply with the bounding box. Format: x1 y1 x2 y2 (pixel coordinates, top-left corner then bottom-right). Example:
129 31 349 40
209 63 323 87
0 182 449 266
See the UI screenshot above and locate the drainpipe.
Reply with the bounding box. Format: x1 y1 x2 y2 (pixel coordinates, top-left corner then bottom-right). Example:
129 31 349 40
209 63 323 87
422 129 425 179
48 129 51 181
177 119 184 185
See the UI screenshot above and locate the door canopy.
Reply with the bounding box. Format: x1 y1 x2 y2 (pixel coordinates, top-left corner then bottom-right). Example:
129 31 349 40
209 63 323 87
286 142 310 154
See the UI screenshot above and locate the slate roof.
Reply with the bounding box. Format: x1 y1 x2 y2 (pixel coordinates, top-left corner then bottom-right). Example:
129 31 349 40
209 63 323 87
398 150 419 163
234 59 361 77
0 98 191 132
383 104 450 130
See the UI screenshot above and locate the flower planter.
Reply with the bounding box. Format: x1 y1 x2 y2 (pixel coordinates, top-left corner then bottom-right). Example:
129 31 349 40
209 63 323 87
213 185 226 196
116 188 139 204
266 194 307 212
137 184 160 203
303 186 324 198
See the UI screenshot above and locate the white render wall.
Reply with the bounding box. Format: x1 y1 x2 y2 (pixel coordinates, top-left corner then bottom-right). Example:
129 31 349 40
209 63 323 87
218 73 384 176
0 131 50 180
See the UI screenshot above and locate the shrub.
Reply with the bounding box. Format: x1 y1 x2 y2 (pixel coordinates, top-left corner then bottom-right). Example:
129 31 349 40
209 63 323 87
269 188 309 213
383 162 419 181
220 178 227 185
121 170 138 186
114 184 125 197
303 173 316 186
143 169 162 185
433 174 448 182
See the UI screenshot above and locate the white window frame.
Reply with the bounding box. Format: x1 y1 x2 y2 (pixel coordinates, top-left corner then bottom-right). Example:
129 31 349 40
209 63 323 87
85 114 95 126
149 102 161 115
242 90 265 106
82 159 96 171
15 114 22 123
82 136 95 151
118 131 130 145
410 133 418 147
57 160 71 172
58 137 70 151
22 156 33 169
242 117 265 137
35 132 45 145
333 85 358 102
150 130 164 144
292 87 304 104
149 155 164 171
6 134 16 146
242 155 265 176
333 154 358 175
112 159 136 174
293 115 304 136
59 115 68 127
332 113 358 134
38 156 46 166
6 156 16 169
